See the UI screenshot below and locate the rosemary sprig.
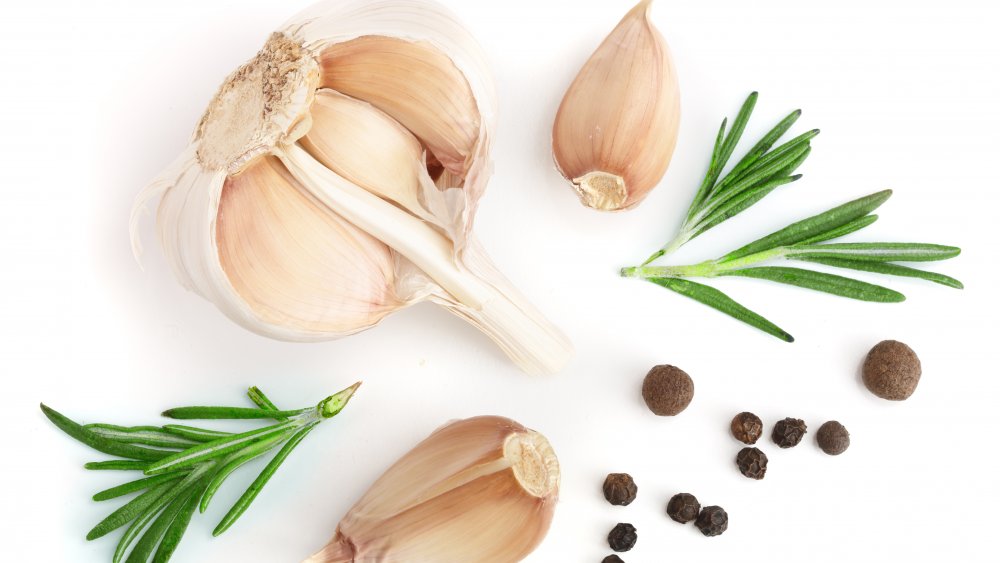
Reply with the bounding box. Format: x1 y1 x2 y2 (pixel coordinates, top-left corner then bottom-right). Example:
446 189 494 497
622 93 962 340
41 382 361 563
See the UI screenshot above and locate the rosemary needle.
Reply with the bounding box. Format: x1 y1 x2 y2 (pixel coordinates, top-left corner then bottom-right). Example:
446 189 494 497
43 382 361 563
622 92 962 340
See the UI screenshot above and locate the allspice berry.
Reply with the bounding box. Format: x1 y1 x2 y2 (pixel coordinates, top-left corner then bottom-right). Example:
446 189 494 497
730 412 763 444
603 473 638 506
772 417 807 448
817 421 850 455
863 340 921 400
602 556 625 563
608 523 637 552
666 492 700 524
695 506 728 537
641 365 693 416
736 447 768 479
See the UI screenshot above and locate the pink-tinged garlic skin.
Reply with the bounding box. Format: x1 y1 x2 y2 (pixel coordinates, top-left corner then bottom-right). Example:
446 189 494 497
552 0 680 211
305 416 559 563
217 156 404 334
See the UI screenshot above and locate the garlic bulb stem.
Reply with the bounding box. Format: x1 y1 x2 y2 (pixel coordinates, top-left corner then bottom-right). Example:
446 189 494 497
280 144 572 375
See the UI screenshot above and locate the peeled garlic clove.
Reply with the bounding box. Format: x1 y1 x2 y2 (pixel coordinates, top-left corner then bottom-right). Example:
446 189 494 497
218 155 405 334
318 35 479 178
305 416 559 562
552 0 680 211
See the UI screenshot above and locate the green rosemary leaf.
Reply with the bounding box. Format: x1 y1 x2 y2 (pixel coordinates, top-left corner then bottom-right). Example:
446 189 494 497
111 468 210 563
694 141 811 224
41 404 172 462
688 93 757 217
710 128 818 199
162 406 309 420
124 486 198 563
86 460 151 471
247 387 281 413
720 190 893 263
691 175 802 240
161 425 232 443
87 479 176 541
199 433 288 513
646 277 794 342
719 108 803 189
791 256 964 289
774 144 811 178
789 242 961 262
719 267 905 302
213 423 318 537
144 421 299 476
94 472 186 502
85 425 200 449
153 485 201 563
796 215 878 245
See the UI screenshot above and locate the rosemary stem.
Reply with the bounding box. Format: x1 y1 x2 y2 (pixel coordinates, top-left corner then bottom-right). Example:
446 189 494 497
625 248 790 280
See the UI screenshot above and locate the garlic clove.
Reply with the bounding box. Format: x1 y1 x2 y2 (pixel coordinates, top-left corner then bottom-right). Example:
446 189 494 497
552 0 680 211
299 89 456 234
305 416 559 562
217 155 405 334
318 35 480 177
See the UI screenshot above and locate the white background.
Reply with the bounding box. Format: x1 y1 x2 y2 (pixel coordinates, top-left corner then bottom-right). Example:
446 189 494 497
1 0 998 561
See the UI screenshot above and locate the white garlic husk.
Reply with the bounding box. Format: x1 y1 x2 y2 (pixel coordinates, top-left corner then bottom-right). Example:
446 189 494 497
131 0 572 375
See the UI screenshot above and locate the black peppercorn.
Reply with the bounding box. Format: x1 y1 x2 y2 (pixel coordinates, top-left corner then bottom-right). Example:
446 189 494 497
602 556 625 563
863 340 921 400
772 417 807 448
816 420 850 455
603 473 638 506
641 365 694 416
666 492 700 523
695 506 728 537
730 411 763 444
607 523 637 552
736 447 768 479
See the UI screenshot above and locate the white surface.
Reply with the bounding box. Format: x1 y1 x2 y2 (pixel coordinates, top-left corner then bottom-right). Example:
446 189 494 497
1 0 997 561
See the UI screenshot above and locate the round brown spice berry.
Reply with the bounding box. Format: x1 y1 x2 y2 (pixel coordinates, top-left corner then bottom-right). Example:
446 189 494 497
736 447 768 479
608 523 637 552
695 506 728 537
863 340 921 400
817 421 850 455
641 365 694 416
730 412 763 444
603 473 637 506
666 492 700 524
602 556 625 563
772 417 807 448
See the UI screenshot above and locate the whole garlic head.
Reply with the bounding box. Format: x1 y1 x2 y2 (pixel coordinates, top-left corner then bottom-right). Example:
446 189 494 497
132 0 571 375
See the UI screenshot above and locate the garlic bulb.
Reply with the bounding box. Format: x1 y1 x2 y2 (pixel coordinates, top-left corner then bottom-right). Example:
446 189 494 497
304 416 559 562
552 0 680 211
131 0 572 374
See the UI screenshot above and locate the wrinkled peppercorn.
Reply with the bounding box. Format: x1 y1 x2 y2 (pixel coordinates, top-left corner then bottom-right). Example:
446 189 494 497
730 411 763 444
816 421 850 455
772 417 807 448
666 492 700 523
603 473 638 506
695 506 728 537
602 556 625 563
607 523 637 552
863 340 921 400
641 365 694 416
736 447 768 479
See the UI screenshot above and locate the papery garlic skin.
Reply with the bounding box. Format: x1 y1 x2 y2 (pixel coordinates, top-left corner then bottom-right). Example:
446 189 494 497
304 416 559 563
131 0 572 374
552 0 680 211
